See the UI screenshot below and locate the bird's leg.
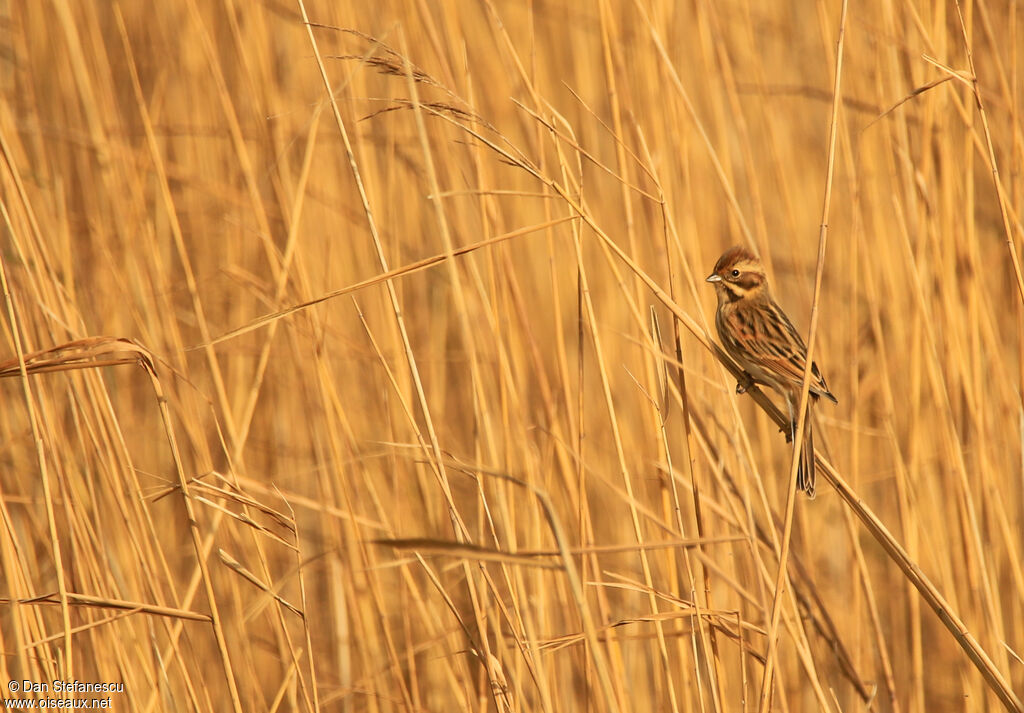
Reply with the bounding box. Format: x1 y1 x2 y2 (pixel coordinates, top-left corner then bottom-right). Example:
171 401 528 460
735 372 756 395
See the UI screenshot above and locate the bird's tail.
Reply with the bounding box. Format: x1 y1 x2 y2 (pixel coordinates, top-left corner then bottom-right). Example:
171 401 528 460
795 406 816 499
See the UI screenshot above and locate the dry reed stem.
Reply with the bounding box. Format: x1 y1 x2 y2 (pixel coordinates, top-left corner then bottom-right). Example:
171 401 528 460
759 1 848 710
820 459 1024 712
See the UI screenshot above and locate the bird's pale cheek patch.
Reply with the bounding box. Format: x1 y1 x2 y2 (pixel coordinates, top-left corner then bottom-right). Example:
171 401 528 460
722 283 746 302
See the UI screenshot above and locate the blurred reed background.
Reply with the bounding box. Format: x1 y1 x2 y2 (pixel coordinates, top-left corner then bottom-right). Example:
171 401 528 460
0 0 1022 711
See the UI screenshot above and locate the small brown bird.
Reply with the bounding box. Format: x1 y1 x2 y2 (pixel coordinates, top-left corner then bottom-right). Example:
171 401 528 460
706 246 837 498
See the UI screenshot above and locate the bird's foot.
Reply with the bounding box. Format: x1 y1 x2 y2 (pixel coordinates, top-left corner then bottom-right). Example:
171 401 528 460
735 374 755 395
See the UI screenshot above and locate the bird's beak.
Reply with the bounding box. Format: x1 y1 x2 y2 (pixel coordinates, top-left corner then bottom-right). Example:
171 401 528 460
706 274 722 283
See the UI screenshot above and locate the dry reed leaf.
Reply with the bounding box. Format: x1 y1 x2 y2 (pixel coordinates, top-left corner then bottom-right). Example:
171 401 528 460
24 609 142 648
217 549 303 619
196 495 298 552
865 74 962 130
537 608 765 659
0 336 151 377
373 538 562 569
374 535 743 570
4 593 211 623
202 216 577 348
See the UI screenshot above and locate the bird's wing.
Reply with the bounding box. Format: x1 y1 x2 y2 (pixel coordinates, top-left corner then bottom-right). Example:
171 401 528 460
732 300 836 402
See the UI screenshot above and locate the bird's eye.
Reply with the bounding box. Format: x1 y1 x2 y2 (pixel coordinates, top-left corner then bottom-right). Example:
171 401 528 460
730 269 740 277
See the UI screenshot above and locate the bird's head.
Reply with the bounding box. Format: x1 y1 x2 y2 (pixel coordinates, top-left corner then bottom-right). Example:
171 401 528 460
706 246 767 302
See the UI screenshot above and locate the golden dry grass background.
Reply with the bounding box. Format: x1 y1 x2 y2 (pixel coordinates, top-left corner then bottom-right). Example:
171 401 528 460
1 1 1022 711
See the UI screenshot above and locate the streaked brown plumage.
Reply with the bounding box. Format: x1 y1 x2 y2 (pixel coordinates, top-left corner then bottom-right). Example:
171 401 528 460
706 246 837 498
